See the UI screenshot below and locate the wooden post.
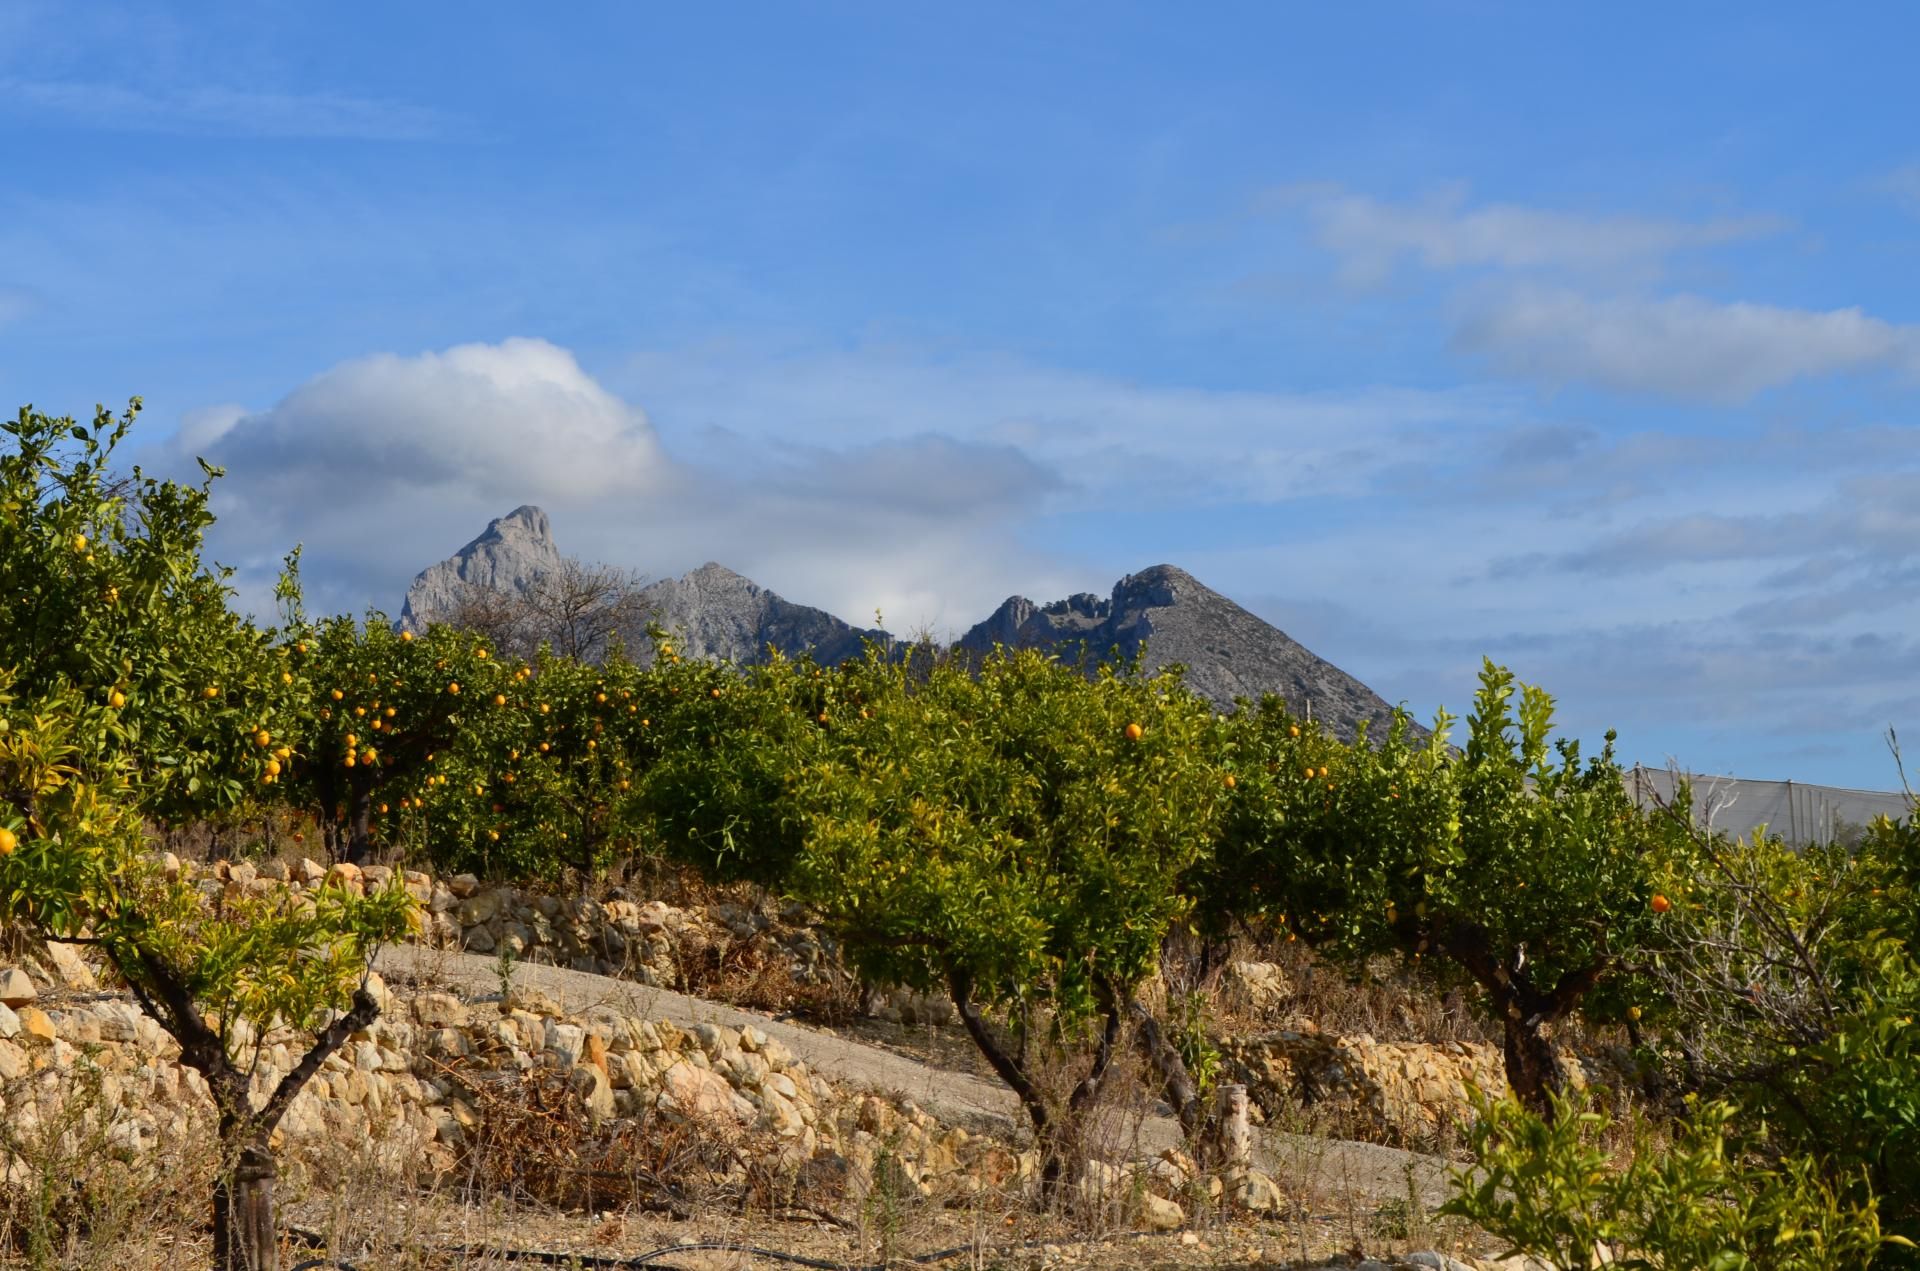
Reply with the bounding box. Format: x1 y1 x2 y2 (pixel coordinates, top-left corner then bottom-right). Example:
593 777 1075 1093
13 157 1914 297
1217 1082 1250 1170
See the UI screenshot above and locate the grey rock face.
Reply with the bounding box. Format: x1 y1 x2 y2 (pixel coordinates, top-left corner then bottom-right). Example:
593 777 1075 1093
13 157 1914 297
628 562 883 667
398 505 562 631
400 513 1406 737
399 508 879 666
957 564 1409 741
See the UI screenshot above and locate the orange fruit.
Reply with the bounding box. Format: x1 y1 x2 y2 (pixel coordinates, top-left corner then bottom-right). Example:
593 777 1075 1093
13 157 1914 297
447 682 460 694
203 686 219 699
494 694 507 707
1651 894 1672 914
1627 1005 1643 1021
70 533 87 553
1223 774 1237 789
108 690 126 709
265 759 281 776
1124 722 1144 741
1288 724 1300 738
0 827 15 855
331 688 344 701
400 630 414 642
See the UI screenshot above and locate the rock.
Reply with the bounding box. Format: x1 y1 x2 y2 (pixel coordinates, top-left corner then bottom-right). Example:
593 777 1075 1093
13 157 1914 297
1224 960 1292 1010
1229 1168 1287 1214
0 1040 26 1079
447 874 482 898
1139 1192 1186 1231
462 925 496 954
295 857 328 885
955 564 1411 738
412 992 470 1030
456 891 502 926
659 1060 744 1124
0 1004 17 1039
398 506 563 633
1406 1255 1477 1271
570 1063 615 1122
17 1008 56 1045
0 969 36 1008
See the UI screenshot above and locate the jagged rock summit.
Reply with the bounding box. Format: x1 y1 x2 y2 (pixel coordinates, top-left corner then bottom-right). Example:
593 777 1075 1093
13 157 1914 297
399 511 1406 738
398 509 881 665
398 505 561 632
957 564 1409 741
634 561 882 667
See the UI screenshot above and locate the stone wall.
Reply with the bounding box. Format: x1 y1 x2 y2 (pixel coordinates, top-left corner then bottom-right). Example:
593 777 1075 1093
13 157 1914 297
1222 1024 1636 1149
0 963 996 1204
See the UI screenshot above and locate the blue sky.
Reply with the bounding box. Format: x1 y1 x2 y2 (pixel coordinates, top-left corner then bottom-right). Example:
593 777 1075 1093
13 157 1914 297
4 3 1919 788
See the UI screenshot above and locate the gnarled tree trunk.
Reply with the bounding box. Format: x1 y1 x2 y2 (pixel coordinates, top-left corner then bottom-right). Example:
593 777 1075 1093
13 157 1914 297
212 1140 278 1270
948 972 1121 1202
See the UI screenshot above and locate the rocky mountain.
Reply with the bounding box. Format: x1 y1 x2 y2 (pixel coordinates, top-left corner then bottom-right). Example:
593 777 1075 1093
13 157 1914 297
400 512 1406 738
398 505 561 631
957 564 1409 740
398 507 881 665
631 562 882 666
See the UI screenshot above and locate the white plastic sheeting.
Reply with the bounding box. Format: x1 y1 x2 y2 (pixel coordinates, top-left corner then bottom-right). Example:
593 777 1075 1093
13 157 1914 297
1625 765 1913 847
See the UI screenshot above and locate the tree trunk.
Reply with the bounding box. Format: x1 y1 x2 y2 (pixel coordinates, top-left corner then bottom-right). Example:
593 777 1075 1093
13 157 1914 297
212 1140 278 1271
343 785 374 865
949 973 1070 1200
1500 1007 1568 1113
1128 997 1206 1138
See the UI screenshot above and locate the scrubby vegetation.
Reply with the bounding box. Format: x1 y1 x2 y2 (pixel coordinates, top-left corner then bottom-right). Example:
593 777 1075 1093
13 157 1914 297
5 398 1918 1268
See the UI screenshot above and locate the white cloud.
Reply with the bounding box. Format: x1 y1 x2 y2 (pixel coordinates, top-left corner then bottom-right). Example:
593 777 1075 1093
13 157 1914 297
164 339 1068 636
624 344 1522 509
0 78 455 141
1273 184 1777 287
1454 288 1920 400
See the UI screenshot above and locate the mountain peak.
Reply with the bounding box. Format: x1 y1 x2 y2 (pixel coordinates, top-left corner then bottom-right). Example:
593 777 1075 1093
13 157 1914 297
398 505 563 630
957 563 1407 741
487 505 552 541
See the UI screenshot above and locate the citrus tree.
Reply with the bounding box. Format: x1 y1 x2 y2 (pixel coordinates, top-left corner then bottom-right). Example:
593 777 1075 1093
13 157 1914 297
278 611 495 865
0 401 416 1271
1209 660 1672 1110
0 402 295 824
418 643 666 879
645 644 1232 1195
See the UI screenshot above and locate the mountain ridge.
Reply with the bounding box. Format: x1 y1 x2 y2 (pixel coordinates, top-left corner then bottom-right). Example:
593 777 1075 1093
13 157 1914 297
398 508 1403 739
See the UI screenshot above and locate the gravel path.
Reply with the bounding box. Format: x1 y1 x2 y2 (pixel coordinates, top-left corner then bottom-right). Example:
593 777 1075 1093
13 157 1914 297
375 944 1455 1209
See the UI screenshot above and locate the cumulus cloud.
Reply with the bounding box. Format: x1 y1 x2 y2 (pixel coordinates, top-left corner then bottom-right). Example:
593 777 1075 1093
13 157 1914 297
161 339 1068 635
1454 288 1920 400
1272 183 1777 287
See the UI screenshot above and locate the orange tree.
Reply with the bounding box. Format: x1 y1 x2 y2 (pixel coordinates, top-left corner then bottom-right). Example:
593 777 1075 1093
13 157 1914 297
416 643 668 879
0 402 414 1271
277 611 503 865
1206 660 1673 1111
644 644 1232 1195
0 402 295 822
